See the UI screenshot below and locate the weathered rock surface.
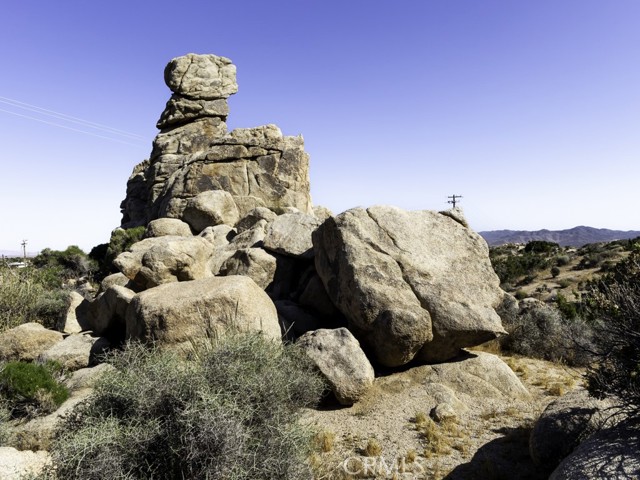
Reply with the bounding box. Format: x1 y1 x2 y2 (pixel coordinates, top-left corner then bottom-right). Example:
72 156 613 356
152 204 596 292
550 420 640 479
219 248 277 289
177 190 240 232
164 53 237 100
38 334 99 371
114 236 214 289
126 276 281 350
120 54 312 228
144 218 193 238
0 447 50 480
58 291 87 334
530 388 611 472
297 328 374 405
424 351 529 399
236 206 278 233
0 323 63 362
313 206 505 367
157 95 229 129
264 212 321 259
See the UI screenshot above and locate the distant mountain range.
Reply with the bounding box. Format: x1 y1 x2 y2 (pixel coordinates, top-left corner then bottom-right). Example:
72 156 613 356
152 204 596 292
479 226 640 247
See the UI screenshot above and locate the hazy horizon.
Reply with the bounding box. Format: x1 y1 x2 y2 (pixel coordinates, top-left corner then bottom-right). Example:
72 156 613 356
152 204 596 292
2 1 639 252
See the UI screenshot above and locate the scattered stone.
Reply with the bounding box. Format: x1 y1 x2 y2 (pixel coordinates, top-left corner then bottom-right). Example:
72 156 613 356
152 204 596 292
430 402 457 422
297 328 374 405
86 285 135 336
157 95 229 129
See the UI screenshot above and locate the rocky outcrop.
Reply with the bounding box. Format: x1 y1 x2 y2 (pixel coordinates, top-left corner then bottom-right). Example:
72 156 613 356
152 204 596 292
120 53 312 229
297 328 374 405
126 276 281 350
313 206 505 367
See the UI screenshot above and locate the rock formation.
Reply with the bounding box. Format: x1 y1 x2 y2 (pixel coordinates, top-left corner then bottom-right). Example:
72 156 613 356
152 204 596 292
313 206 506 366
120 53 312 229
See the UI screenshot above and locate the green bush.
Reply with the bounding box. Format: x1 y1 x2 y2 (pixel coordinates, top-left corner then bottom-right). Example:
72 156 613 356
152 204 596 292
0 361 69 418
33 246 96 284
524 240 559 254
584 254 640 417
90 226 145 279
44 334 325 480
555 293 578 320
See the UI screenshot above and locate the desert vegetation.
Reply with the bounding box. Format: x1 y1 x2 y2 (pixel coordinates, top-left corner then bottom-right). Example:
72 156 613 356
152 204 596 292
0 246 94 333
39 334 324 479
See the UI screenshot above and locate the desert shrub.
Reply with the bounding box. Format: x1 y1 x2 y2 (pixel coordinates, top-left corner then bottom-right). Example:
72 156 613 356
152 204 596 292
44 334 324 480
31 289 69 330
33 246 96 284
0 361 69 418
555 255 571 267
499 302 593 366
550 266 560 278
0 267 70 332
524 241 559 254
90 226 145 279
490 247 550 287
583 254 640 417
555 293 578 320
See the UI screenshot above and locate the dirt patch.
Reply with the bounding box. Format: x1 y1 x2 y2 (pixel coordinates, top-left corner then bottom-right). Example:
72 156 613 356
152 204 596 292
305 352 582 479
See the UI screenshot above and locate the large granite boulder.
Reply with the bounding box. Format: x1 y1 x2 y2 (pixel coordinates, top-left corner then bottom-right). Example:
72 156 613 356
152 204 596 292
530 388 611 472
126 276 281 350
114 235 214 290
550 420 640 479
297 328 374 406
263 212 321 259
313 206 505 367
0 323 63 362
164 53 237 100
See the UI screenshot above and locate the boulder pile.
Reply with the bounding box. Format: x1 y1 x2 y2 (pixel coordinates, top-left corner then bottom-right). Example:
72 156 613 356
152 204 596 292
99 53 511 401
1 54 511 412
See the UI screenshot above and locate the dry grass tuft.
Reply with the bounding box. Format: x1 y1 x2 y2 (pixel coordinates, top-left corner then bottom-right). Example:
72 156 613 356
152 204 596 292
364 437 382 457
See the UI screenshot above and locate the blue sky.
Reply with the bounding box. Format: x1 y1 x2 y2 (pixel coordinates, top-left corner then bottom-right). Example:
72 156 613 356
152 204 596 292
1 0 639 253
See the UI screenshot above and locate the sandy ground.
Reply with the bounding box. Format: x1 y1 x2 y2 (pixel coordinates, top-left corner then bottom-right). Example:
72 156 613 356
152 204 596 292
304 351 583 480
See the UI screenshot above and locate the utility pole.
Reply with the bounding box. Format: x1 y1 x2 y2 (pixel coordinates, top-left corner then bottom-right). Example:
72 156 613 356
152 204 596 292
447 194 463 208
21 239 27 262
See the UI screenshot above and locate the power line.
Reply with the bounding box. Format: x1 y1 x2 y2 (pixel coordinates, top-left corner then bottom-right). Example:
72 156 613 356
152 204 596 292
0 107 146 147
0 95 146 140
